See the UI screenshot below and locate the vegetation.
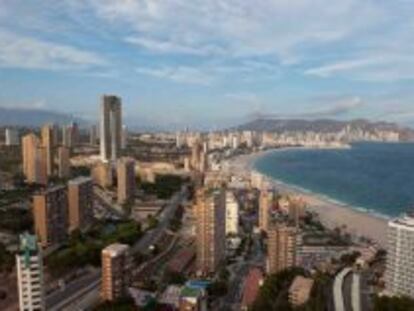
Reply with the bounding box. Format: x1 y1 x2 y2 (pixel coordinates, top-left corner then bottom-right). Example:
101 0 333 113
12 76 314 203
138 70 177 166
250 267 307 311
374 295 414 311
47 221 142 278
0 208 33 233
0 243 14 272
140 175 186 199
0 146 21 175
162 269 187 285
93 296 136 311
147 215 159 229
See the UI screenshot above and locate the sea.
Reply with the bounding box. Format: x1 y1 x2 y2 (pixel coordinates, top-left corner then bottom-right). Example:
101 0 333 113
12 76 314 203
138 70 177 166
253 142 414 218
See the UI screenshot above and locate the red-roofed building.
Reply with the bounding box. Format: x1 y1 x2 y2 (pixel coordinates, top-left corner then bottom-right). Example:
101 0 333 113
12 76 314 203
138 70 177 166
241 267 264 310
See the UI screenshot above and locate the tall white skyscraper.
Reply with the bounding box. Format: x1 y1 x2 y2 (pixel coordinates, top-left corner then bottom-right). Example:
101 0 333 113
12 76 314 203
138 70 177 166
385 214 414 298
16 233 45 311
100 95 122 162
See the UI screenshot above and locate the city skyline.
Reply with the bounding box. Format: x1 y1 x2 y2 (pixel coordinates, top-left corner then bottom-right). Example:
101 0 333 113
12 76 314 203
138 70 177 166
1 1 414 129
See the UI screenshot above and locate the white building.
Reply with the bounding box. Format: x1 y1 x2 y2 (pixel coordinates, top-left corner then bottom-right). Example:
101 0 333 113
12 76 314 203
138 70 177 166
121 125 128 149
5 128 19 146
16 233 45 311
225 191 239 235
385 214 414 298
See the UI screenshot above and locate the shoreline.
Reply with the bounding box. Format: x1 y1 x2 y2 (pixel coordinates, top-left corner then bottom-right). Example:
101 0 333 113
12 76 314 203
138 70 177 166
227 148 388 247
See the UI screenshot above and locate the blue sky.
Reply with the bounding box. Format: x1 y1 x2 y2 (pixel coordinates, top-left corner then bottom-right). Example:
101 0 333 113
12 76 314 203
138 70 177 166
1 0 414 129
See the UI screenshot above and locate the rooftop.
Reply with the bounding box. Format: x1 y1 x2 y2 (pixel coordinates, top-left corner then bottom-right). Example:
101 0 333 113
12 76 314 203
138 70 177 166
390 214 414 228
102 243 129 257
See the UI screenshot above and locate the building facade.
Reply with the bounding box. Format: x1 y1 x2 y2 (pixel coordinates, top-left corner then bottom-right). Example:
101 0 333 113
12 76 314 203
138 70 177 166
41 124 55 176
5 128 19 146
57 146 71 178
22 133 47 185
101 243 131 301
225 191 239 235
100 95 122 162
385 214 414 298
68 177 94 232
195 188 226 275
117 157 136 204
267 223 297 274
16 233 45 311
33 186 68 248
259 188 273 233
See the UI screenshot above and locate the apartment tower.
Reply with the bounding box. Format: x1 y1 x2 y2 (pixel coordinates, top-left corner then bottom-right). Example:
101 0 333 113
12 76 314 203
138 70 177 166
22 133 47 185
57 146 71 178
33 186 68 248
16 233 45 311
68 177 94 233
41 124 55 176
267 223 297 274
117 157 136 204
259 188 274 233
101 243 131 301
100 95 122 162
195 188 226 275
385 214 414 298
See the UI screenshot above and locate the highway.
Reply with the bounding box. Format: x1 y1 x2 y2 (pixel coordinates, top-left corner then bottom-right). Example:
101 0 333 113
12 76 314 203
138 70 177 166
46 186 188 310
333 267 352 311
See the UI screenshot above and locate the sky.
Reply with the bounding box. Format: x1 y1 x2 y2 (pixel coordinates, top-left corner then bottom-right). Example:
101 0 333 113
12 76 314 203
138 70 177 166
1 0 414 129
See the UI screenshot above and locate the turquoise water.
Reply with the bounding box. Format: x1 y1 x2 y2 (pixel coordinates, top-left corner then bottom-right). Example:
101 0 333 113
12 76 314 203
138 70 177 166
254 143 414 217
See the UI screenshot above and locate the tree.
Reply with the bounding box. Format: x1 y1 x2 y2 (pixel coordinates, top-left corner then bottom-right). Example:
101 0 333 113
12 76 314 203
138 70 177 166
374 295 414 311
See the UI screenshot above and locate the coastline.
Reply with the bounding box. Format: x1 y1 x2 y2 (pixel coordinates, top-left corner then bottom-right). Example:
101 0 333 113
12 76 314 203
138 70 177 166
227 148 388 248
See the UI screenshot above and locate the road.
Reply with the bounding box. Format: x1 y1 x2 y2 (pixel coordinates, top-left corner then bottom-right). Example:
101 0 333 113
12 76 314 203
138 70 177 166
132 186 187 254
46 186 188 310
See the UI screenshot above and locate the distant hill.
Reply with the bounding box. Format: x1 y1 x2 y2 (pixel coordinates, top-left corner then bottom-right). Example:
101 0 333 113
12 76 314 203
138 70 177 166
236 118 414 141
0 107 84 127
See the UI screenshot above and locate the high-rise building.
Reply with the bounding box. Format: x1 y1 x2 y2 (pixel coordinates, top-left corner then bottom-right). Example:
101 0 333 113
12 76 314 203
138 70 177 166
22 134 47 185
121 125 128 149
225 191 239 235
57 146 71 178
259 188 274 233
191 140 202 171
117 157 136 204
5 128 19 146
101 243 131 301
41 124 55 176
385 214 414 298
267 223 297 274
33 186 68 248
92 161 113 188
100 95 122 162
90 125 97 145
195 188 226 275
16 233 45 311
68 177 94 233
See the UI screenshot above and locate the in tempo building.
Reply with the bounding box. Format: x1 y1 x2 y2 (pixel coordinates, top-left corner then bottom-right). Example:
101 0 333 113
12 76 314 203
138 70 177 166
267 223 297 274
385 214 414 298
101 243 131 301
16 233 45 311
117 157 136 204
68 177 94 233
195 188 226 275
33 186 68 248
100 95 122 162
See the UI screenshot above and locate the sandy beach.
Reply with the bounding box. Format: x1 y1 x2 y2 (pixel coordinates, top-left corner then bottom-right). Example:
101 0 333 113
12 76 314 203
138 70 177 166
227 150 389 248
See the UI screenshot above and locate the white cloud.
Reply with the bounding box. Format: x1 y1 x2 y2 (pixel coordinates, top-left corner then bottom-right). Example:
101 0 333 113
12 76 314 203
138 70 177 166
0 29 106 70
136 66 213 85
